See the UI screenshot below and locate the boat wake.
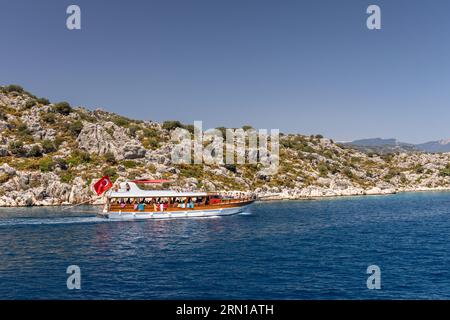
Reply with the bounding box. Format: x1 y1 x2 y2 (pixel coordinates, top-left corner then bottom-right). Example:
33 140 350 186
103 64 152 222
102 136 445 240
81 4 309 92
0 216 105 227
0 210 253 227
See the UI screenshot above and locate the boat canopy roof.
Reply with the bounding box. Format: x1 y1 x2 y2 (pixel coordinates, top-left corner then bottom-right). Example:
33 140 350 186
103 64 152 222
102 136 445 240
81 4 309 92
132 179 171 184
107 182 207 198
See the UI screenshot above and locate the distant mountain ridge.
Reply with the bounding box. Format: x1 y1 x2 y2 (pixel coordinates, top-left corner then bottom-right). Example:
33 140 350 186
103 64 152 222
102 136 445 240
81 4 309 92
346 138 450 153
415 139 450 153
349 138 399 146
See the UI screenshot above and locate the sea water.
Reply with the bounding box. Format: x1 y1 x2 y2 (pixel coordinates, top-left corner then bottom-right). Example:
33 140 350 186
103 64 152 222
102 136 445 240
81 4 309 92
1 192 450 299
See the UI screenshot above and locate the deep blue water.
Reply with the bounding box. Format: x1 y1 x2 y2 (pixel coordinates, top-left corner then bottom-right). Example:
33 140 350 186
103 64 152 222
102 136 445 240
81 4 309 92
1 192 450 299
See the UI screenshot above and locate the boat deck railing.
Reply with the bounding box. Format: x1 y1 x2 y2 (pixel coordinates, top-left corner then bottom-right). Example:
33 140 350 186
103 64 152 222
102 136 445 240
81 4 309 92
108 197 255 212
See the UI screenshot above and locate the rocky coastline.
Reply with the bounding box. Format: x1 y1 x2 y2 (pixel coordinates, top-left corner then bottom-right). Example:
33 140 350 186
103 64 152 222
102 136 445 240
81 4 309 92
3 85 450 208
1 157 450 207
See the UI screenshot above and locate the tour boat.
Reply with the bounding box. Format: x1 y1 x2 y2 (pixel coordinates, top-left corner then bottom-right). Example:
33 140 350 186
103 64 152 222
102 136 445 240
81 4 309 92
98 180 256 220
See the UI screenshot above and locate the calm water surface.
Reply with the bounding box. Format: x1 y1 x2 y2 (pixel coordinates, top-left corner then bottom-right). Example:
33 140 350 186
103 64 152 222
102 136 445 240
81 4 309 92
1 192 450 299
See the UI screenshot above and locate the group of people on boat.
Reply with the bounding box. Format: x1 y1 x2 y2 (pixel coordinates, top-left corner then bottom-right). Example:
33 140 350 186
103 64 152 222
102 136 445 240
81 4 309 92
111 196 206 212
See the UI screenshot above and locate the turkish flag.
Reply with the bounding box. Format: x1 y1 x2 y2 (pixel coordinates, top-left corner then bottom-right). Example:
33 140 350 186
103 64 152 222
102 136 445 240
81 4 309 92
93 176 113 196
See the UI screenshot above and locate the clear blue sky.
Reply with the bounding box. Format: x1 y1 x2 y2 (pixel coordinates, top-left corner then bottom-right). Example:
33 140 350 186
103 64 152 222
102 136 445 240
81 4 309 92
1 0 450 143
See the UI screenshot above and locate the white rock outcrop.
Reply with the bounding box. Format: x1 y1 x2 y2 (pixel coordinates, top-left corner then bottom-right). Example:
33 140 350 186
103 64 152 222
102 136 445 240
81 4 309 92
77 122 146 160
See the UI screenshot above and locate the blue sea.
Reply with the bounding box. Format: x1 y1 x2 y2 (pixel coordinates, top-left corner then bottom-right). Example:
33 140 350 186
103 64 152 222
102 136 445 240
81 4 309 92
1 192 450 299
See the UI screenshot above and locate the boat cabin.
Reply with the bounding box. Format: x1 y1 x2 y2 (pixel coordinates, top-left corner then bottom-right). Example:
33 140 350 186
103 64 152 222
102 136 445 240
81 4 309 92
105 181 253 213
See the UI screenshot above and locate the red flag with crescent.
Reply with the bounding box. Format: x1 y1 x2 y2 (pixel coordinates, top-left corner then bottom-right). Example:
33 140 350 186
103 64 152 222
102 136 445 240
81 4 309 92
93 176 113 196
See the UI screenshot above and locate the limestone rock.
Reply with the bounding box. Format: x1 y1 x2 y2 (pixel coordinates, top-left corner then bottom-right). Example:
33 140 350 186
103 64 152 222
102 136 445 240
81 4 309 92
77 122 146 160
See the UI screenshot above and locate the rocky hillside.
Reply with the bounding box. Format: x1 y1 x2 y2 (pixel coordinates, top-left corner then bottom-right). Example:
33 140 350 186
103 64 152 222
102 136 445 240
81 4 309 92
2 85 450 207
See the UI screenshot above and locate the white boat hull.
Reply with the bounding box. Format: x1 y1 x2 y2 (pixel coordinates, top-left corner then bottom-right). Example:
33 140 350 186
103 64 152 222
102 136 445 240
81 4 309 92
100 205 249 220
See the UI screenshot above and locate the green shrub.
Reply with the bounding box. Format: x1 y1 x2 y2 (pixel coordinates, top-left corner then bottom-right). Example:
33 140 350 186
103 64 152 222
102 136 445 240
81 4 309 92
54 136 65 148
299 144 315 153
384 168 401 180
102 167 117 178
28 145 43 157
140 128 161 149
54 158 68 170
76 150 91 163
242 125 254 131
112 115 131 127
36 98 50 106
439 164 450 177
0 109 7 121
0 173 10 184
4 85 24 93
142 137 160 150
122 160 137 169
162 121 194 134
414 165 424 174
24 100 36 109
15 123 33 141
8 141 26 157
177 164 203 179
68 120 83 137
77 111 97 123
381 154 394 163
68 149 91 166
37 97 50 105
224 164 237 173
400 174 408 184
323 150 334 159
162 120 184 131
128 125 140 138
42 112 56 124
54 102 72 115
105 126 115 137
318 163 328 177
17 123 30 134
41 139 57 153
343 168 354 179
104 151 117 164
60 172 74 183
142 127 158 138
39 157 54 172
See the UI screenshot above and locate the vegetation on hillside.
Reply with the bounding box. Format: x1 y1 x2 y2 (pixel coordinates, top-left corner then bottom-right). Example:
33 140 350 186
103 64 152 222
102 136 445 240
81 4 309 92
2 85 450 198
